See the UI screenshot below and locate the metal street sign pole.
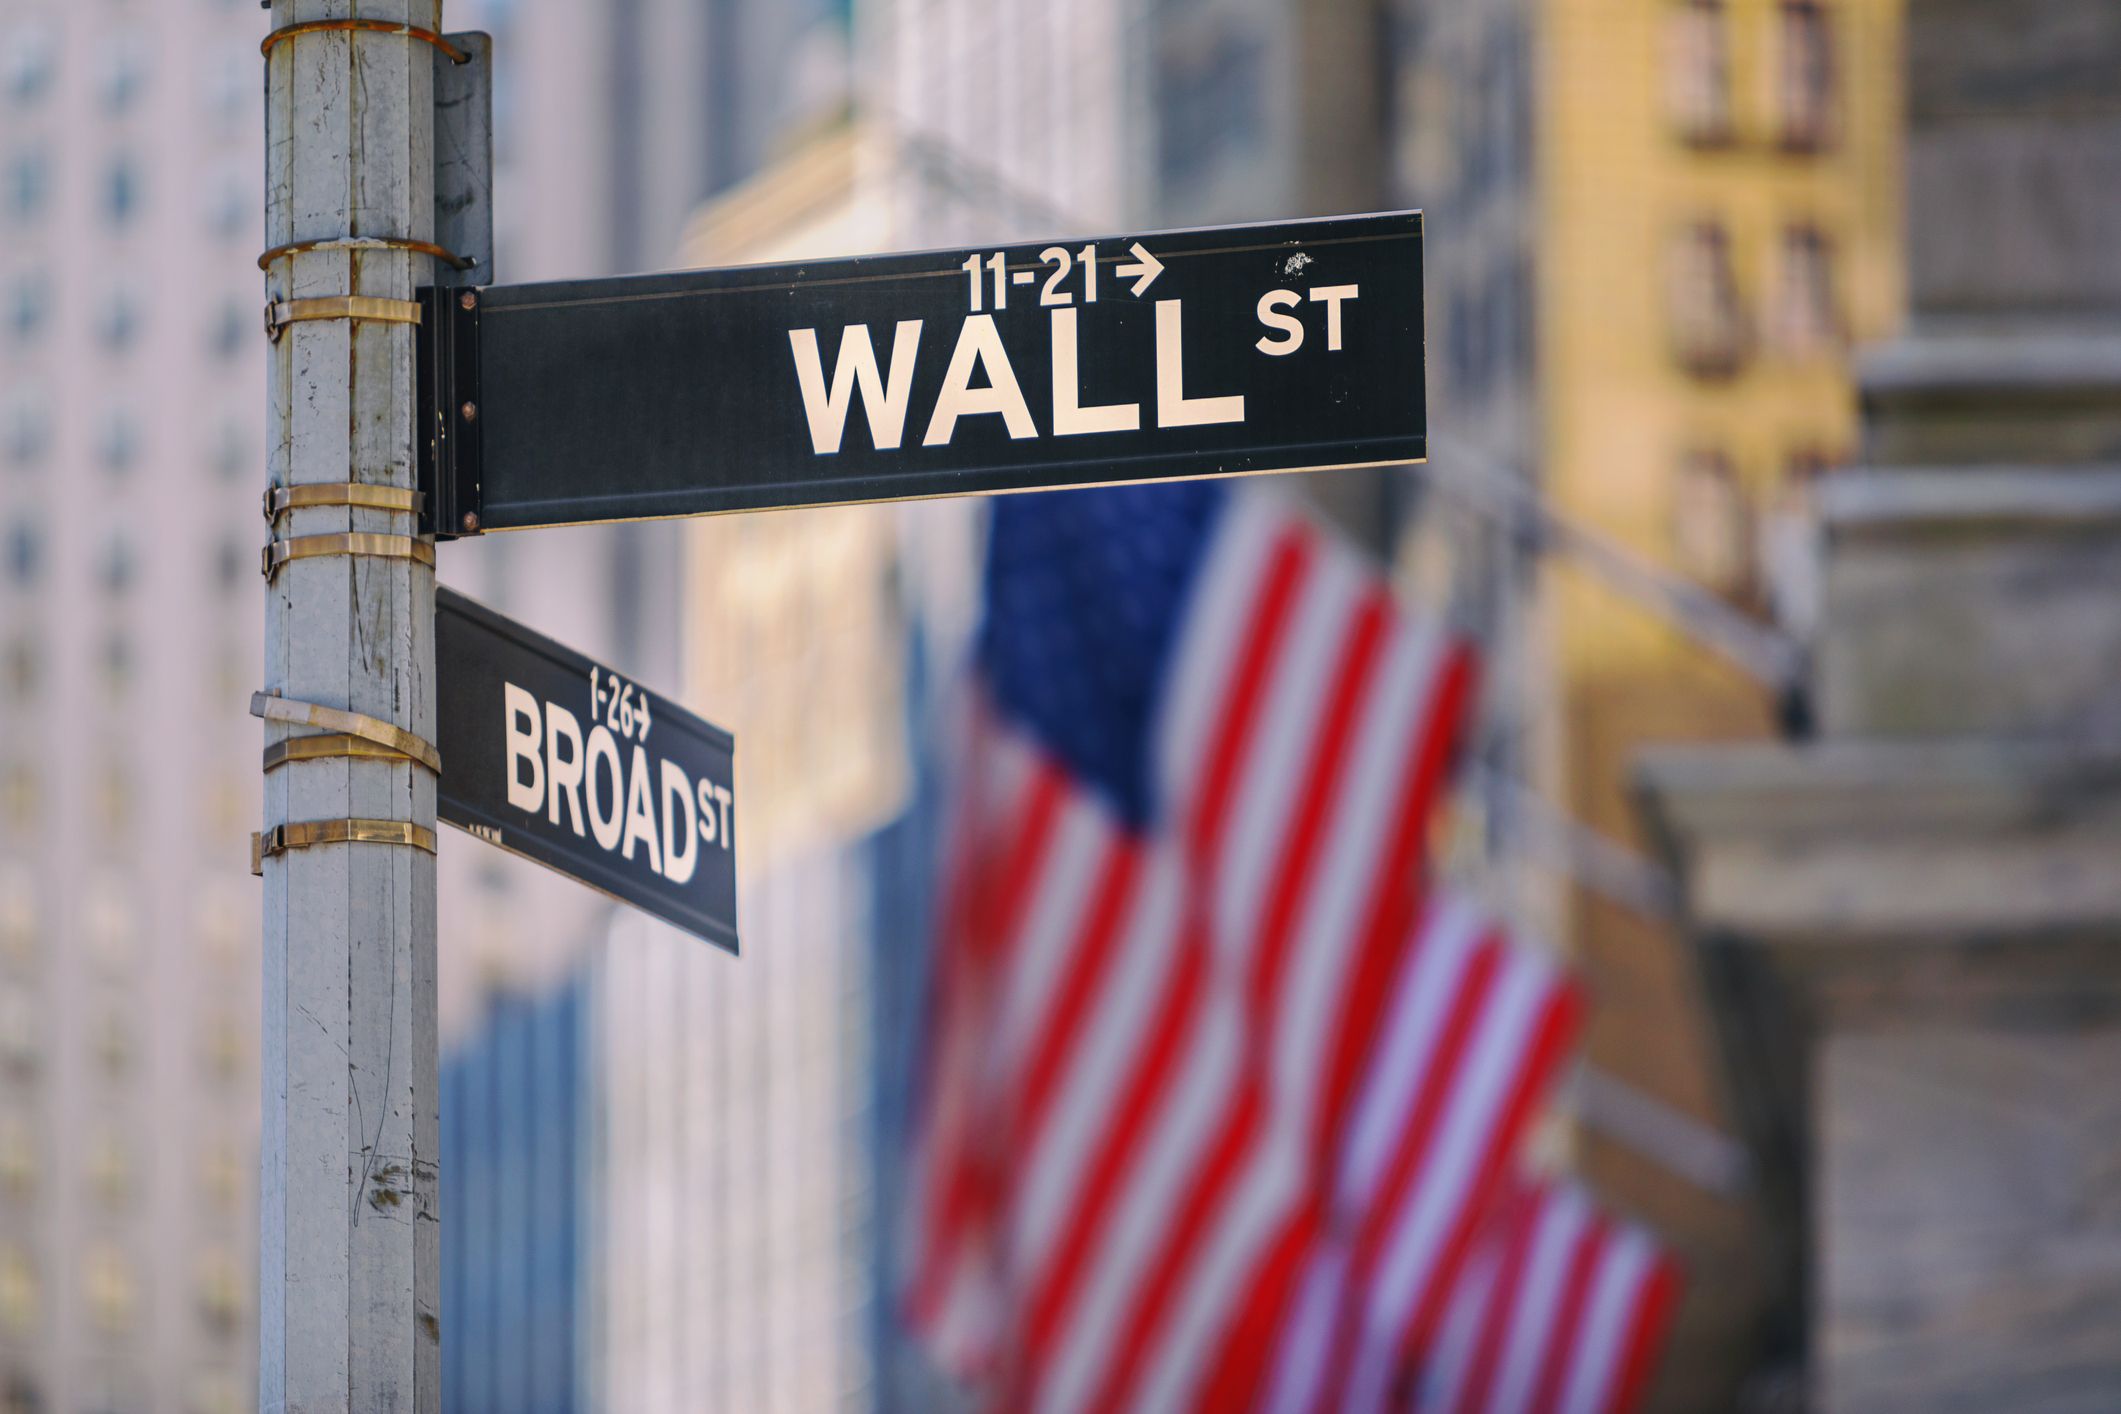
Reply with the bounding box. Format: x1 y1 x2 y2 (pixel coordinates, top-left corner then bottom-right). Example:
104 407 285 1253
258 4 473 1405
420 211 1424 535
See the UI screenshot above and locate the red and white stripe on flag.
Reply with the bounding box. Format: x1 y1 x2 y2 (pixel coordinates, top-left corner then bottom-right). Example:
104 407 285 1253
1415 1182 1682 1414
902 491 1480 1411
1260 897 1584 1414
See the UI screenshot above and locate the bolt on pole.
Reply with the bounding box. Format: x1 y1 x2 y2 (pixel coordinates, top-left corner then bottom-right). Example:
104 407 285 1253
261 2 441 1409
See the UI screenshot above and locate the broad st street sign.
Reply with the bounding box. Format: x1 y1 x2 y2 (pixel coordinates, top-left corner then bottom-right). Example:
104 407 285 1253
420 210 1424 534
436 588 738 952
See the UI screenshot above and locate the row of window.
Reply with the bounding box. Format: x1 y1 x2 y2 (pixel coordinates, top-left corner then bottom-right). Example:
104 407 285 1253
0 1121 249 1220
4 395 251 477
0 873 253 977
0 1239 248 1343
0 987 249 1086
4 280 254 360
1668 219 1842 378
3 524 254 597
2 760 249 840
5 19 253 134
4 149 249 239
1667 0 1840 152
1670 445 1838 618
0 632 253 718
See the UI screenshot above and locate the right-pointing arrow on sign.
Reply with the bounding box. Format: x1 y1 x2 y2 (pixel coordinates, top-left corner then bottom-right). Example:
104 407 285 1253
1116 242 1164 298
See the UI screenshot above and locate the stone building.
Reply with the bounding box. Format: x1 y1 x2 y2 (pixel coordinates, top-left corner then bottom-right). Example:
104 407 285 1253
1640 0 2121 1405
1388 0 1904 1403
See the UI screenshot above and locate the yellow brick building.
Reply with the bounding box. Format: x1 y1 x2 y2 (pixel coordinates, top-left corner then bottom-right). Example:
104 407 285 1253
1393 0 1903 1402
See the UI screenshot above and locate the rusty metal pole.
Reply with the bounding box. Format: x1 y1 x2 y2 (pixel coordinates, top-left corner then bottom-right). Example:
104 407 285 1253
260 2 440 1408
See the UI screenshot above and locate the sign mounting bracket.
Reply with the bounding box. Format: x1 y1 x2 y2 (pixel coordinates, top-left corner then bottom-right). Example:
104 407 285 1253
418 284 485 538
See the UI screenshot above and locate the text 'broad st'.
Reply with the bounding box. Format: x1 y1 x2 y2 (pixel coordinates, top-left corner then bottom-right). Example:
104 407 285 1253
436 588 738 952
421 211 1424 534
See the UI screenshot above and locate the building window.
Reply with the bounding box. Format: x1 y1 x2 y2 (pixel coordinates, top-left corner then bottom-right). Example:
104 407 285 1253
87 1134 130 1210
3 392 49 469
196 1249 243 1338
203 51 249 139
213 537 245 593
4 273 46 346
100 411 142 475
0 861 33 970
202 1012 245 1083
98 34 149 117
2 149 47 225
208 297 245 360
1778 1 1837 151
0 1120 32 1202
1770 224 1840 354
100 634 133 697
1672 449 1755 598
84 1244 137 1335
0 979 37 1078
204 161 246 241
0 636 35 705
83 880 135 976
97 287 142 353
200 1143 245 1214
99 534 137 596
1666 0 1732 146
0 1246 36 1338
0 764 33 838
92 1010 133 1078
208 418 248 481
4 22 57 107
96 761 134 838
1763 448 1834 636
1668 220 1750 378
103 155 141 230
192 878 248 969
4 520 40 588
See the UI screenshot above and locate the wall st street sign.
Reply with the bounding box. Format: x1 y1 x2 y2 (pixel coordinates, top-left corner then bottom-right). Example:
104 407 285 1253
436 588 738 952
420 210 1424 534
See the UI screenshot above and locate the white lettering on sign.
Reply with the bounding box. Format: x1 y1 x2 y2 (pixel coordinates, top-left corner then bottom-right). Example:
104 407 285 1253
1155 299 1245 428
504 683 544 812
788 320 924 454
502 680 733 879
789 248 1366 453
1309 284 1360 351
1255 289 1305 356
1253 284 1362 355
923 314 1036 447
1050 307 1140 437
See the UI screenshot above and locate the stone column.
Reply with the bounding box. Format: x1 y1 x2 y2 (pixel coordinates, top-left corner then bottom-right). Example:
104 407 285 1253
1638 2 2121 1408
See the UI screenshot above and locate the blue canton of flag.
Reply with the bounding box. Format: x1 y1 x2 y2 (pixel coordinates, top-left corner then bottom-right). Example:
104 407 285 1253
978 481 1228 827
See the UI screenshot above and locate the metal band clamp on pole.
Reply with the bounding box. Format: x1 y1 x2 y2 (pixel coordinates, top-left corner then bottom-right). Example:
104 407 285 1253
263 483 426 522
250 691 441 776
260 19 469 65
263 295 423 342
259 236 474 273
251 819 439 877
260 532 435 580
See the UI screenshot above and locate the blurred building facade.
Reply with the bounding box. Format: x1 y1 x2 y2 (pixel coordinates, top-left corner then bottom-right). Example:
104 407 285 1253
0 2 267 1408
1389 0 1904 1403
1644 0 2121 1404
0 0 852 1409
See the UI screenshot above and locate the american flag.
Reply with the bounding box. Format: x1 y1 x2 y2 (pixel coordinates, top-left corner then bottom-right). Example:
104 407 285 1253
1414 1182 1683 1414
1259 898 1583 1413
902 482 1672 1410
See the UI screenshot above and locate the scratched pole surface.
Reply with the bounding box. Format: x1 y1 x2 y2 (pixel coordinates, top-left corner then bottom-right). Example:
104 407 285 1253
262 2 440 1409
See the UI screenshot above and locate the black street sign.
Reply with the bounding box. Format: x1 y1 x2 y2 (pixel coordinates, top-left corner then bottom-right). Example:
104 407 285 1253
421 210 1423 535
436 588 737 952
